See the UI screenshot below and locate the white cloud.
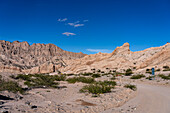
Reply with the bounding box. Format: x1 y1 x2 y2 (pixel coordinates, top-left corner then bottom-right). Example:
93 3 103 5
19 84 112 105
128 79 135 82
74 24 84 27
67 21 84 27
86 49 113 53
62 32 76 36
58 18 68 22
83 20 88 22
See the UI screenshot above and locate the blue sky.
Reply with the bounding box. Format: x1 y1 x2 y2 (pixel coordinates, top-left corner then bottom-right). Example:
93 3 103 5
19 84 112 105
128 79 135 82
0 0 170 54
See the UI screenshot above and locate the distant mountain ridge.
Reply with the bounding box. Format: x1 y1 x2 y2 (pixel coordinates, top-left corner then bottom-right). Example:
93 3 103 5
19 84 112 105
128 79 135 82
0 40 170 74
0 40 86 73
59 42 170 73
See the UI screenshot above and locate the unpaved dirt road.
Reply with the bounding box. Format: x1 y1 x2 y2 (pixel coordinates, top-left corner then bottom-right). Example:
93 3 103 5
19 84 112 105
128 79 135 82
103 83 170 113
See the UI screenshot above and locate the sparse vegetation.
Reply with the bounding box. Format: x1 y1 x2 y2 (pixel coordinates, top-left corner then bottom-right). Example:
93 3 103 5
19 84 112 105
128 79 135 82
125 68 133 76
163 66 170 71
110 75 116 80
146 68 152 74
155 69 160 72
13 74 60 88
92 73 101 78
158 74 170 80
54 75 66 81
95 81 116 87
146 76 155 80
79 80 116 96
163 66 169 69
80 84 111 94
130 74 145 79
124 84 137 91
66 77 95 84
82 72 93 76
0 75 25 94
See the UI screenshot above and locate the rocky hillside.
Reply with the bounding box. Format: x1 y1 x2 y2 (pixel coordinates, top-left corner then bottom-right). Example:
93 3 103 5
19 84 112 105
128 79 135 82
0 40 86 73
60 43 170 73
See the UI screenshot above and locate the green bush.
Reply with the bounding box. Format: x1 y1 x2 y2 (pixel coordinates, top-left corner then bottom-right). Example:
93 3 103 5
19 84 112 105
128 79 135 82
155 69 160 71
14 74 60 88
54 75 66 81
95 81 116 87
163 69 170 71
125 69 133 76
124 84 137 91
80 84 111 94
158 74 170 80
66 77 95 84
163 66 169 69
130 74 145 79
0 77 25 94
82 73 93 76
92 74 101 78
110 75 116 80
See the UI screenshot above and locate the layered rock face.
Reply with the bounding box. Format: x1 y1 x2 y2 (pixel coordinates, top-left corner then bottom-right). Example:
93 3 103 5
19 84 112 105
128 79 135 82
60 42 170 73
0 40 86 73
1 40 169 74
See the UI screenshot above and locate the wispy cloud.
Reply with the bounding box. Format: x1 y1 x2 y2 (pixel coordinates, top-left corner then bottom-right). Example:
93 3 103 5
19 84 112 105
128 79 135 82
62 32 76 36
58 18 68 22
68 22 84 27
83 20 88 22
86 49 113 53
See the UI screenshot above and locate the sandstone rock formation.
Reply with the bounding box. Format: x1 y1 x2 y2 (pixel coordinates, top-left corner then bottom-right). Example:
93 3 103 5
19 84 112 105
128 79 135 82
0 40 86 73
0 40 170 74
60 42 170 73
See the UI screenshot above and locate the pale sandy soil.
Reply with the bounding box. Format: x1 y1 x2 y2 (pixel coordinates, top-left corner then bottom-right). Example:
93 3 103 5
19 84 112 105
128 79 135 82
103 83 170 113
1 72 170 113
0 73 135 113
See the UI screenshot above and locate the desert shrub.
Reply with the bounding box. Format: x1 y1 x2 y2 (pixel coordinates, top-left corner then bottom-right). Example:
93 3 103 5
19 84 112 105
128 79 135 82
158 74 170 80
146 68 151 71
155 69 160 71
163 69 170 71
66 77 77 83
15 74 32 81
130 74 145 79
112 70 116 72
82 73 93 76
146 71 152 74
79 84 111 94
54 75 66 81
0 77 25 94
163 66 169 69
15 74 59 88
66 73 75 76
66 77 94 84
146 69 152 74
97 69 101 73
101 71 105 73
124 84 137 91
146 76 154 80
125 69 133 76
95 81 116 87
111 75 116 80
162 66 170 71
92 74 101 78
29 75 59 88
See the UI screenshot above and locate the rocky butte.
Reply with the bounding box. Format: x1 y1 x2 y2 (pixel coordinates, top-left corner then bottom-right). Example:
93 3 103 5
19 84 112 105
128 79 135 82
0 40 170 74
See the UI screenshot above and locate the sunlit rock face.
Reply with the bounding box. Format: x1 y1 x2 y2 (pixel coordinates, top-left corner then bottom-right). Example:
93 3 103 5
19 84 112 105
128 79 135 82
0 40 86 74
60 43 170 74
